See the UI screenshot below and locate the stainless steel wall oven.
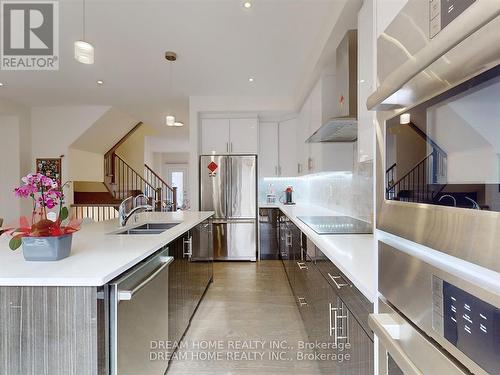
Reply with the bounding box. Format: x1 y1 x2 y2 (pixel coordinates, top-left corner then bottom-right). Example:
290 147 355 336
369 1 500 374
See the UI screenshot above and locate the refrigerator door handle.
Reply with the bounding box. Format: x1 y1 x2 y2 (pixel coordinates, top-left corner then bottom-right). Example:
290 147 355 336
226 156 232 218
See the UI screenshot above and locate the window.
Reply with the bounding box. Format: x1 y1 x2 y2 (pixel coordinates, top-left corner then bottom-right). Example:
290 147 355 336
165 164 189 209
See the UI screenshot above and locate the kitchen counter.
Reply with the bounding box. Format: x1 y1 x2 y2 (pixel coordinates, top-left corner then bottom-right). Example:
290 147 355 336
0 211 213 286
259 202 377 302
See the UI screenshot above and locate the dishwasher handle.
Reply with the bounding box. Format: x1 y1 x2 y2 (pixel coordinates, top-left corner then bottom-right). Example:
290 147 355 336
118 257 173 301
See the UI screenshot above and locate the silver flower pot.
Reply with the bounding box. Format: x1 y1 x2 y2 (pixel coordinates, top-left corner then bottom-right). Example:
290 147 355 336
22 234 73 261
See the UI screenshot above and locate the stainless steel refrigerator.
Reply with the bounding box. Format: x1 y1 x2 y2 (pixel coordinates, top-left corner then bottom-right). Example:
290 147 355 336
200 155 257 261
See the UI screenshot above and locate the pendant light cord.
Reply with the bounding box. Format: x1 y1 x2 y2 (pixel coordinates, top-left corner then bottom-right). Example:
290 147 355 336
169 60 173 114
82 0 86 40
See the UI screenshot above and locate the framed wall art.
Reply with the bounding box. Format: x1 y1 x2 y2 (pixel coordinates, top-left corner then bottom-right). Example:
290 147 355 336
36 158 62 185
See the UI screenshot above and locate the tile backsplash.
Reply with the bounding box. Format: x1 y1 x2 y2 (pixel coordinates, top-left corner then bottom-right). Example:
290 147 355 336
259 148 373 222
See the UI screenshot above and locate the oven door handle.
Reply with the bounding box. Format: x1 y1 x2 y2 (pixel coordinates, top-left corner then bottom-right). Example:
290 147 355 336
369 313 468 375
369 313 422 375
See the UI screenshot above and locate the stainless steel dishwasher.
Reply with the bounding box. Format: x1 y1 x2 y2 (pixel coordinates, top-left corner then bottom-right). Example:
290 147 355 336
109 247 173 375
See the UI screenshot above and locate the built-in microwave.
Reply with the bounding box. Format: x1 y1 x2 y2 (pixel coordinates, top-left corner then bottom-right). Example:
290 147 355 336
372 0 500 274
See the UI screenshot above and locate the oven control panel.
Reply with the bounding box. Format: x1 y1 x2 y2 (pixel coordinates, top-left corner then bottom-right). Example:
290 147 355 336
432 276 500 374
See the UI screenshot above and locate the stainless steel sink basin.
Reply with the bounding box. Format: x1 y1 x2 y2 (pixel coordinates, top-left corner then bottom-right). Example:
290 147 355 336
114 222 181 235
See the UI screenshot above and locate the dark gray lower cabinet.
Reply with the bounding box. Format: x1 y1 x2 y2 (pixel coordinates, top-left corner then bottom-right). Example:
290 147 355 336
279 218 374 375
168 219 213 360
259 208 279 259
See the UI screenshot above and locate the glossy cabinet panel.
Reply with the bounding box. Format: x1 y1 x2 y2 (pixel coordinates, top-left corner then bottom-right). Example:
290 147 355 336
229 118 259 154
259 122 279 177
278 213 373 374
201 119 230 154
167 220 213 363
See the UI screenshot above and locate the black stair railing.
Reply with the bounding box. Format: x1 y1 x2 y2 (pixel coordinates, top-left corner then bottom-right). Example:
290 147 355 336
144 164 177 211
385 121 448 203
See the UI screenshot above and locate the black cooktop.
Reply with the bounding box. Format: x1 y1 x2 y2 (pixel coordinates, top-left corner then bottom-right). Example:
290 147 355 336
297 216 373 235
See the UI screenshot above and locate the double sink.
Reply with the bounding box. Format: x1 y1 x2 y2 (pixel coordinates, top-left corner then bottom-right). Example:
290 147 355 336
114 222 181 235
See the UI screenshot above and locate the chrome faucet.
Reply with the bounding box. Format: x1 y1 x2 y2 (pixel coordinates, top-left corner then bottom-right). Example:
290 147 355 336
465 196 481 210
119 195 154 227
438 194 457 207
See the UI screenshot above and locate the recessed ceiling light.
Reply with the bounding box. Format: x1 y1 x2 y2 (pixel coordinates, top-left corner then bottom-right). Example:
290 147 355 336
248 78 254 82
0 82 4 87
243 1 252 9
97 80 104 85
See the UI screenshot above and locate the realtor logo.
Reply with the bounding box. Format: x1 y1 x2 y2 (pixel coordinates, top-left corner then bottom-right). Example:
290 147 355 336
1 0 59 70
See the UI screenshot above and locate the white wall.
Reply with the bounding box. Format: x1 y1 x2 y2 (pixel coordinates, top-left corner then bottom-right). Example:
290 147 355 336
68 149 104 182
429 102 498 183
0 116 21 224
30 105 110 204
376 0 408 37
0 99 31 222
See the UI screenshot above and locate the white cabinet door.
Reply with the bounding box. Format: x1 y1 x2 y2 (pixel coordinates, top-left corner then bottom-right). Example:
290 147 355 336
229 118 258 154
357 0 375 162
278 118 298 177
259 122 279 177
297 95 312 175
309 80 323 173
201 119 230 154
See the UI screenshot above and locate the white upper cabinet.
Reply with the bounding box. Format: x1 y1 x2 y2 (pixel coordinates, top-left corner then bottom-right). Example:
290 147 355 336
259 122 279 177
278 118 298 177
201 118 230 154
229 118 259 154
297 96 311 175
357 0 375 162
200 117 258 155
259 119 298 177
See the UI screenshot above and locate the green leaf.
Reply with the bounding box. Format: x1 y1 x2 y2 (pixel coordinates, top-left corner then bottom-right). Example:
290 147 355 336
60 206 69 221
9 237 22 251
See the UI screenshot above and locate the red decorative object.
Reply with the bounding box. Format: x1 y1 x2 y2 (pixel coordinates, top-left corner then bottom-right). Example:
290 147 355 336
207 161 218 173
2 173 80 251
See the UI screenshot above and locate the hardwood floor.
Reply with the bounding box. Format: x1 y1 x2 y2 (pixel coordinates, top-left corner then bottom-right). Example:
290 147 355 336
167 261 321 374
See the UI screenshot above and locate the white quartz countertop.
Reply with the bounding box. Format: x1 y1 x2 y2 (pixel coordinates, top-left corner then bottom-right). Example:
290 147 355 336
0 211 213 287
260 203 377 302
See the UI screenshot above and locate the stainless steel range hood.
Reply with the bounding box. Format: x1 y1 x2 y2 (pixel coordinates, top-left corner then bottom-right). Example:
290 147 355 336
307 30 358 143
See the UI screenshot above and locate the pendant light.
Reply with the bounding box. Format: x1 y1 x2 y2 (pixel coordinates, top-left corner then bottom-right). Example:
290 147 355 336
74 0 94 64
165 51 183 127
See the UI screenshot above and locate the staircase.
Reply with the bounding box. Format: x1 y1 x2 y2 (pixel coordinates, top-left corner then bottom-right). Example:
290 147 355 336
386 122 448 204
72 122 177 221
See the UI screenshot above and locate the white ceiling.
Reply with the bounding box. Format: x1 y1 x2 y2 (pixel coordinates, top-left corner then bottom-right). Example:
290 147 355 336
0 0 347 133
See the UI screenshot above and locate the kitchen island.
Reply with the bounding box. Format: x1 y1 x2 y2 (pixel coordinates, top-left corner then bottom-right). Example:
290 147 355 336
0 211 214 375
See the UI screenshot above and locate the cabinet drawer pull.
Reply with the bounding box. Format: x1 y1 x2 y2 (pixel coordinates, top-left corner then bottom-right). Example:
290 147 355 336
298 297 308 306
297 261 308 270
328 272 349 289
329 302 350 345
